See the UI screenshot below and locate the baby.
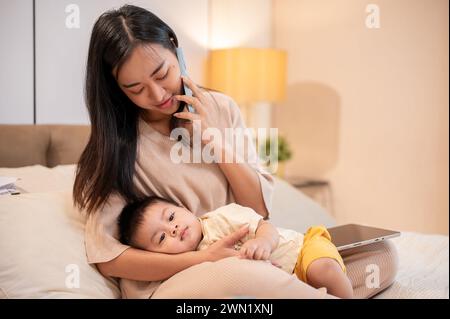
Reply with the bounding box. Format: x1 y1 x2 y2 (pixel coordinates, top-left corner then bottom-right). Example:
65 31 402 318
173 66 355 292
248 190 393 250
118 195 353 298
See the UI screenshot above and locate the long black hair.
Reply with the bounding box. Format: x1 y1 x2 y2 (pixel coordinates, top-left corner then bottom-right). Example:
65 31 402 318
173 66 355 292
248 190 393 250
73 5 181 214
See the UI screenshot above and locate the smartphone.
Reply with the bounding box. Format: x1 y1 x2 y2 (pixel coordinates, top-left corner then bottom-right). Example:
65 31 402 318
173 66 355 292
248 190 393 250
175 47 195 113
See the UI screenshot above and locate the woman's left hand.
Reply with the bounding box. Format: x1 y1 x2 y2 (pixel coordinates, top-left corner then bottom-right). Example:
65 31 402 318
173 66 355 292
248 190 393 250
173 76 221 147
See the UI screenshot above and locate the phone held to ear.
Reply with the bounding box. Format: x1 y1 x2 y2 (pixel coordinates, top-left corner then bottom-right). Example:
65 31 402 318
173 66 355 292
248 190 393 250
175 47 195 114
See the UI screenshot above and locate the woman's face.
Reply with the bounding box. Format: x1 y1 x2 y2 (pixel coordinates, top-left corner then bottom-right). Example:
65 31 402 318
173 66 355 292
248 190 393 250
113 43 183 120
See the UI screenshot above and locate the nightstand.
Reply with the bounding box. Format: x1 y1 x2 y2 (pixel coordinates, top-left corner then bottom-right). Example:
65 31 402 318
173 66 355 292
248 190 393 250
284 176 334 215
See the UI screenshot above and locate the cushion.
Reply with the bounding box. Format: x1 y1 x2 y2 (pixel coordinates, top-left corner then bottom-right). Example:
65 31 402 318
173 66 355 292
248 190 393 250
0 164 76 193
0 191 120 298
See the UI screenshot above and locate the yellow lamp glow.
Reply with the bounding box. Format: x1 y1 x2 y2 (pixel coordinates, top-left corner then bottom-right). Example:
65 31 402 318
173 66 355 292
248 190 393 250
207 48 287 105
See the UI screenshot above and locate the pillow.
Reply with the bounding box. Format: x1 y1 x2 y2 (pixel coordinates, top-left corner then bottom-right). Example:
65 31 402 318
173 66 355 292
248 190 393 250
0 191 120 298
0 164 76 193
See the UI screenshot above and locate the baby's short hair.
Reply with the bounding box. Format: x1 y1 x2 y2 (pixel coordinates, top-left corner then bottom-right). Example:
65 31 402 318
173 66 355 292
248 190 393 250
118 196 180 246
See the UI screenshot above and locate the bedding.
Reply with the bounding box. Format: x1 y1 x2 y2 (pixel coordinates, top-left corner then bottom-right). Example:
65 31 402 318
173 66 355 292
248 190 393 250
374 232 449 299
0 190 120 298
0 165 448 298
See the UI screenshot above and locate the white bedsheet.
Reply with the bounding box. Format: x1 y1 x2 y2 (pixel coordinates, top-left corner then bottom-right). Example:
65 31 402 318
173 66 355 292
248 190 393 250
375 232 449 299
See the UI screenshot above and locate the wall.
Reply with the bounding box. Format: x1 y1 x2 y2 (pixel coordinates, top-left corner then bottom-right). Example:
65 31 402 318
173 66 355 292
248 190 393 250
273 0 449 234
0 0 208 124
209 0 273 130
0 1 34 124
0 0 273 125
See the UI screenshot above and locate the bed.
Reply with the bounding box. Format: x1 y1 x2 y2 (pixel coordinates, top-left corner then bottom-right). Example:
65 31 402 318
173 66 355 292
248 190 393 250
0 125 448 299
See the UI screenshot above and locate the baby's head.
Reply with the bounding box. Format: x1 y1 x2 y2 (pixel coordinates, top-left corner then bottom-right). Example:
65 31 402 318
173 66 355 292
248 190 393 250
118 196 203 254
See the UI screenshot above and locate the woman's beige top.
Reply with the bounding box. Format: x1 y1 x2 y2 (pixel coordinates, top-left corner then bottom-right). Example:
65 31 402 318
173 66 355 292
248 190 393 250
84 91 274 298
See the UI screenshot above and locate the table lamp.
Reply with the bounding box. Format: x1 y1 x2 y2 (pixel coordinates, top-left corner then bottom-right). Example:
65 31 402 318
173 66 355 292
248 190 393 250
207 48 287 129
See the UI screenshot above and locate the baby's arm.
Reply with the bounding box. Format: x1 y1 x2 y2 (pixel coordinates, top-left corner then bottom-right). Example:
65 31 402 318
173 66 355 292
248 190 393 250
239 220 279 260
255 220 279 251
97 248 211 281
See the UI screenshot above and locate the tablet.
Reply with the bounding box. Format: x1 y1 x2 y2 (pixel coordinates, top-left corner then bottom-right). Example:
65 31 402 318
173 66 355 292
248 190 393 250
327 224 400 251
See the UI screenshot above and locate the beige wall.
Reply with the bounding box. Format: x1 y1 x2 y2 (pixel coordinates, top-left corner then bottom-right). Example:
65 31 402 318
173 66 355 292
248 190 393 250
208 0 274 129
0 0 209 124
273 0 449 234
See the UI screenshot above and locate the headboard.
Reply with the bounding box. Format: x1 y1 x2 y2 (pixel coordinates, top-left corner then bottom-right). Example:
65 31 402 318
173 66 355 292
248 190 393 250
0 125 90 168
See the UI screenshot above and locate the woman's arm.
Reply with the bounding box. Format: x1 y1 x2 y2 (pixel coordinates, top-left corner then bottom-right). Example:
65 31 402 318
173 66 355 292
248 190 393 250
216 144 270 219
97 248 208 281
97 224 250 281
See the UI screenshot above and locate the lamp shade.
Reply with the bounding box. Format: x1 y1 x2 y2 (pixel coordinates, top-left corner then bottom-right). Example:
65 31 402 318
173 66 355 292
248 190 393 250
207 48 287 104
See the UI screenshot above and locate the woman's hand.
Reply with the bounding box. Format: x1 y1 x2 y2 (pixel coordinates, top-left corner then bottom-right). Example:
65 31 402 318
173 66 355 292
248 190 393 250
173 76 221 147
201 225 250 262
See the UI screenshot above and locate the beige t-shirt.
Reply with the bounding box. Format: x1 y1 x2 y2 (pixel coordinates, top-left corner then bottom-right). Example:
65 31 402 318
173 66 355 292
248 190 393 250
84 91 274 299
198 203 304 274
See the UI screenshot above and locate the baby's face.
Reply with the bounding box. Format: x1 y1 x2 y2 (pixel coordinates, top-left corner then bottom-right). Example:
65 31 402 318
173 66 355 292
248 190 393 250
133 201 203 254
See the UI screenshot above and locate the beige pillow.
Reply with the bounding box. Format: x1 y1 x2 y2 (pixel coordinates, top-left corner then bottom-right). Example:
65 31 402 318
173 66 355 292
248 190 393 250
0 164 76 194
0 191 120 298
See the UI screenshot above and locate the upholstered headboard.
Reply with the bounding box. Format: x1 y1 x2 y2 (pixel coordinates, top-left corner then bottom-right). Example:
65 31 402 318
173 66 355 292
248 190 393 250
0 125 90 168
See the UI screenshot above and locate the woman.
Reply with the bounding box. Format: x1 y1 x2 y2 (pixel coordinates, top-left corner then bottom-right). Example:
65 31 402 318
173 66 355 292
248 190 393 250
73 4 397 298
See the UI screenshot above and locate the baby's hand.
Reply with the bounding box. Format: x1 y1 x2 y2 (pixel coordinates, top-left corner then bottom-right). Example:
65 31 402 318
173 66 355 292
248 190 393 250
239 238 272 260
